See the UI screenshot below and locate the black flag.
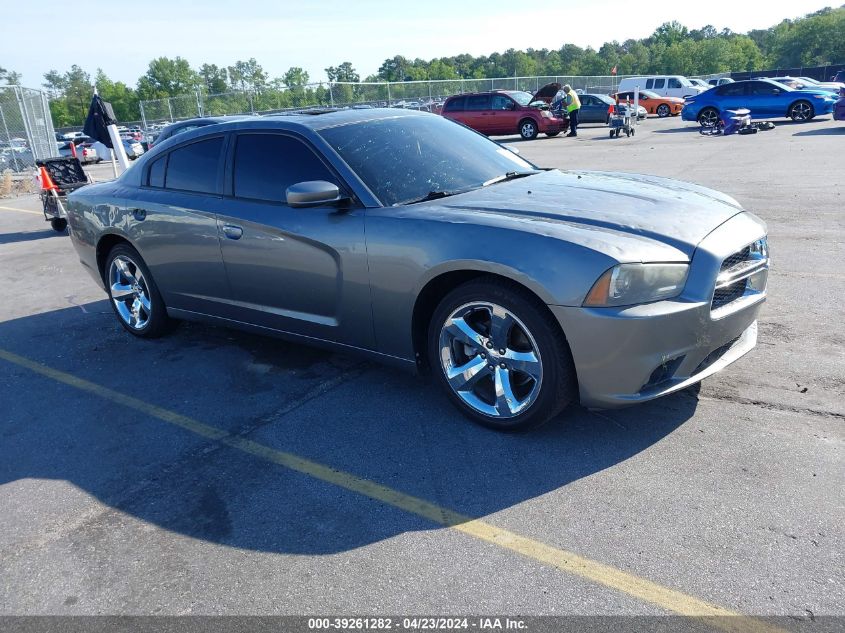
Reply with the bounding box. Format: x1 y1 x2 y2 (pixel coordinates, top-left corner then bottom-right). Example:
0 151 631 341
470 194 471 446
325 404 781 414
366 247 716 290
82 94 117 148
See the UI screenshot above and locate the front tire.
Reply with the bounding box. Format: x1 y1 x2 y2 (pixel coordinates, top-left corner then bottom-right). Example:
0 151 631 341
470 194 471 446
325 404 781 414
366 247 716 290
105 244 171 338
428 277 577 431
545 131 560 137
789 100 814 122
656 104 670 118
50 218 67 232
518 119 539 140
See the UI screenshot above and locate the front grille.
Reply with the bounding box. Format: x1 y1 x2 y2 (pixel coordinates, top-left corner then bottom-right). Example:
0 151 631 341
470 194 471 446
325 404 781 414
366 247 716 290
720 246 751 271
711 241 767 313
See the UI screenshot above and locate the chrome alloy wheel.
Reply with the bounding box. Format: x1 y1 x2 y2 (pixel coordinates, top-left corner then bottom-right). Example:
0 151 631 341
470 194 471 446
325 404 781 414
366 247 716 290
109 255 152 330
438 302 543 419
520 121 536 138
699 109 719 127
790 101 812 121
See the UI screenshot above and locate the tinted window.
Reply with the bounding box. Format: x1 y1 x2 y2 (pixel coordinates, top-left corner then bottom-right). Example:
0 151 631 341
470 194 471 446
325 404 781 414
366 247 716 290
646 79 654 89
668 78 682 89
718 83 746 96
443 97 465 112
174 125 198 136
491 95 514 110
165 136 222 193
653 78 665 89
465 95 491 111
319 115 537 207
233 134 336 203
748 81 779 96
580 96 594 106
147 155 166 187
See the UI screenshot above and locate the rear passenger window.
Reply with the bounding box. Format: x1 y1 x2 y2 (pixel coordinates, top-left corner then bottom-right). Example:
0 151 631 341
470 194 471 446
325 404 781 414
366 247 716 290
147 155 166 188
465 95 491 111
444 97 465 112
718 83 745 96
646 79 654 89
165 137 223 194
232 134 336 203
653 78 665 89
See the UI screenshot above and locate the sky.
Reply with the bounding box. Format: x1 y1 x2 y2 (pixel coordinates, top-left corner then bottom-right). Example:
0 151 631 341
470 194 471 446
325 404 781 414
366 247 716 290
1 0 835 88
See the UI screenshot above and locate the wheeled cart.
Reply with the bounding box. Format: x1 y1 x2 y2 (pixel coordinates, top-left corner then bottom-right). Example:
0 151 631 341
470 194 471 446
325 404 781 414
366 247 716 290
35 157 90 232
608 103 636 138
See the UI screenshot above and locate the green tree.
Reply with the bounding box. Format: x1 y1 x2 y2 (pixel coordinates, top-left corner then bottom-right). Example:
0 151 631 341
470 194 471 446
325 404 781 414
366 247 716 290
282 67 310 88
227 58 268 93
0 66 21 85
325 62 359 83
136 57 199 101
94 69 139 122
199 64 229 94
42 65 93 127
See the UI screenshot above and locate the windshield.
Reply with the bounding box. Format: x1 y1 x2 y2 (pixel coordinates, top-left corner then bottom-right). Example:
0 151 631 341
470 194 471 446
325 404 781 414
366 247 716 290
319 114 537 206
505 91 533 106
678 77 693 87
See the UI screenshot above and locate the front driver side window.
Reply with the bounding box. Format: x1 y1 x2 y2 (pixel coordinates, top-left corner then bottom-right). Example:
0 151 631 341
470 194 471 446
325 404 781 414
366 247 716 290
491 95 514 110
233 133 337 203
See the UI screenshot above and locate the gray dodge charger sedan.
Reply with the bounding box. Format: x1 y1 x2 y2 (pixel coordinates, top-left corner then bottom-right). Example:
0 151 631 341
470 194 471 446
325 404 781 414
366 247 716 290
67 109 769 431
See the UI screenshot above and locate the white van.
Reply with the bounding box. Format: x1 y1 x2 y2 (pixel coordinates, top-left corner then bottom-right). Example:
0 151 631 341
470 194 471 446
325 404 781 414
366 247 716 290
617 76 705 99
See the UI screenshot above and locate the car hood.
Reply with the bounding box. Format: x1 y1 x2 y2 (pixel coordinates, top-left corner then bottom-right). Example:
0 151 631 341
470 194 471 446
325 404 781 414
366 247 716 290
532 82 562 104
433 169 745 259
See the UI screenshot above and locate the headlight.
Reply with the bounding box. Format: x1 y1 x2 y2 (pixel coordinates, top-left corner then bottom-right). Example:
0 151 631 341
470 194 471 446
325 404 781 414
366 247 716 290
749 237 768 259
583 263 689 307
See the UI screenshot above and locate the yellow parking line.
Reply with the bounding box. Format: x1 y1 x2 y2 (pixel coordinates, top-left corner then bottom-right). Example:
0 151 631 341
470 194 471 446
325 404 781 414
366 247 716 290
0 346 785 633
0 204 42 216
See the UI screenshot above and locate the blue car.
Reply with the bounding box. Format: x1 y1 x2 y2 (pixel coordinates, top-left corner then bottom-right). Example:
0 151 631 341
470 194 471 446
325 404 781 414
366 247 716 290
682 79 837 126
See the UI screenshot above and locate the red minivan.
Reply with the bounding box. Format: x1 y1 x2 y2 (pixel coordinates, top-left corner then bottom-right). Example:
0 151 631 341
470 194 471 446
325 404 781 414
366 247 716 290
441 84 565 140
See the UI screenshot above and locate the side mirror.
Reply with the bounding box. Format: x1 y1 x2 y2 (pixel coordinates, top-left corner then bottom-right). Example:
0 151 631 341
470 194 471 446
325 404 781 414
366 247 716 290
286 180 344 208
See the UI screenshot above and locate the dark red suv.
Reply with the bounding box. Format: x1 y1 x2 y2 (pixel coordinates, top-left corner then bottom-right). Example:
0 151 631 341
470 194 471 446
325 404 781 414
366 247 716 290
441 84 566 140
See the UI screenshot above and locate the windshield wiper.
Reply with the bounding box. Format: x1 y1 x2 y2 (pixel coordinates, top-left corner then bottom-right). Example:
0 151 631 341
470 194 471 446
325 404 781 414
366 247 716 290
402 189 460 205
482 171 539 187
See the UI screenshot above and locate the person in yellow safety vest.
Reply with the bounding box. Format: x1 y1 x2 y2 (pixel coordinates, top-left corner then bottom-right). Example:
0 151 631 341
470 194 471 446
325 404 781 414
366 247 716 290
562 85 581 137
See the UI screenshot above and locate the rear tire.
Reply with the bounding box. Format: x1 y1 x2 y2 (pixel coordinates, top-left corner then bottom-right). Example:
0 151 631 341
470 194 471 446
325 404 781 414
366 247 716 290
50 218 67 232
428 277 577 431
518 119 539 140
698 107 720 127
105 244 171 338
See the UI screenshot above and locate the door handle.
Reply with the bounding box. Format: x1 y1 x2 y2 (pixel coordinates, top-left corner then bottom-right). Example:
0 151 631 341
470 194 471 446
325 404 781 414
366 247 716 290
222 224 243 240
130 208 146 221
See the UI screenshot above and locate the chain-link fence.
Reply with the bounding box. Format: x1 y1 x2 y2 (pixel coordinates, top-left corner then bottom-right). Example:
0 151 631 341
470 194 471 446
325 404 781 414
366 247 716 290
0 86 59 175
139 75 639 129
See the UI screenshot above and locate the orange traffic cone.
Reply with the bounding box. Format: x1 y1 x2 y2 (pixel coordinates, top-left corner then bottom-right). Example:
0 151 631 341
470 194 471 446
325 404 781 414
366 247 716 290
69 141 77 158
38 166 58 191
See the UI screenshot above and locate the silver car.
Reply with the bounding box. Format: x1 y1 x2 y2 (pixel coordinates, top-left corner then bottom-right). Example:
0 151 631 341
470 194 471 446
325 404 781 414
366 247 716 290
67 110 768 431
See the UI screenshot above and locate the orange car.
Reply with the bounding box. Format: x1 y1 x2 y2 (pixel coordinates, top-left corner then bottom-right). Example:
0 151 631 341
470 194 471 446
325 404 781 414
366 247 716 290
611 90 685 117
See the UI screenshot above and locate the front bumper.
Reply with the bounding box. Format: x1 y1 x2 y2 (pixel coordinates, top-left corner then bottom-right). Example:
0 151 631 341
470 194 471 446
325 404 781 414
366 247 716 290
551 211 768 409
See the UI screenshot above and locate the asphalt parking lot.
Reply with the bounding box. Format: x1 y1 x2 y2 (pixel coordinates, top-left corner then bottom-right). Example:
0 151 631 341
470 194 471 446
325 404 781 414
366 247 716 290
0 115 843 629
